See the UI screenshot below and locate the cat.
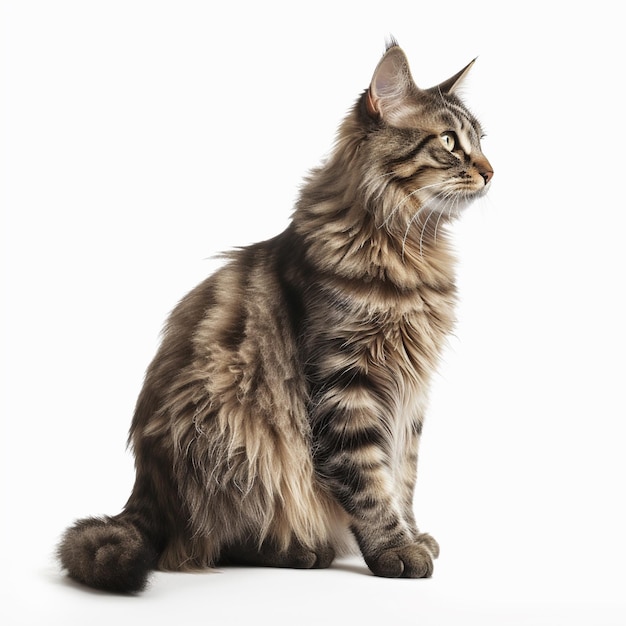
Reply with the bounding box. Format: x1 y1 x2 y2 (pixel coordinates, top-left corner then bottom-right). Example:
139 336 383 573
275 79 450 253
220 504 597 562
58 40 493 593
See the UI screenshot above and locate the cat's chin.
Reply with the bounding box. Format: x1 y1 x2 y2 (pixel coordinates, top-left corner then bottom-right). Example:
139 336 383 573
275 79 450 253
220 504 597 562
424 188 488 219
422 198 471 220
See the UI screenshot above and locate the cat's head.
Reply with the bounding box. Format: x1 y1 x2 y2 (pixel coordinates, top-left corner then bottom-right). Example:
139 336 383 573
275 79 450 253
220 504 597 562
353 42 493 231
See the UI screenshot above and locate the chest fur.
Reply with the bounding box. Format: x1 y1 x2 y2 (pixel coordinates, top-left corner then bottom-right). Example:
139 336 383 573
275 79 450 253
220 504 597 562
304 280 455 479
312 278 456 380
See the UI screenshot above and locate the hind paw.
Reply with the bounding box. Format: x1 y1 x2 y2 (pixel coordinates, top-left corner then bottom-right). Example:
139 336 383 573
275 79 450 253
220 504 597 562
222 538 335 569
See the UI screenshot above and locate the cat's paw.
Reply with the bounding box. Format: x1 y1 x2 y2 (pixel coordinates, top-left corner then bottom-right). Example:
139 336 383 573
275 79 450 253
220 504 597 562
221 540 335 569
289 544 336 569
415 532 440 559
366 534 439 578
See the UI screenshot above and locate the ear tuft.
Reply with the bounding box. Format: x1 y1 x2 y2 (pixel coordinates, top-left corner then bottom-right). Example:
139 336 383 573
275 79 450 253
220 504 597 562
385 34 400 51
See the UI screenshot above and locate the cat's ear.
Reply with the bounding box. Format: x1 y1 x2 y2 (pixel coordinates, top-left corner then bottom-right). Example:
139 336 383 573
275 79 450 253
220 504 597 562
435 58 476 95
366 45 416 122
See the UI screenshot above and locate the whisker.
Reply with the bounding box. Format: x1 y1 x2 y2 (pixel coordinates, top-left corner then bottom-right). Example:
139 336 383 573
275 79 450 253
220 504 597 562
368 170 401 185
371 171 403 203
401 204 429 260
411 187 457 257
380 180 449 230
432 199 448 246
364 170 405 221
418 205 441 258
448 192 462 222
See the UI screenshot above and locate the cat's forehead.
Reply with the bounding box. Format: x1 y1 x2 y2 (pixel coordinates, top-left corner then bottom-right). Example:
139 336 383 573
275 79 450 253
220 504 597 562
401 94 483 146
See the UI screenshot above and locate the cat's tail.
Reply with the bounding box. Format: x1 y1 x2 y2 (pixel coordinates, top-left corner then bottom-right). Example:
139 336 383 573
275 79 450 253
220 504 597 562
57 512 161 593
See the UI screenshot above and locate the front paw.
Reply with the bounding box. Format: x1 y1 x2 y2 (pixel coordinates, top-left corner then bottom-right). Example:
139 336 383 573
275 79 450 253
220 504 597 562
366 534 439 578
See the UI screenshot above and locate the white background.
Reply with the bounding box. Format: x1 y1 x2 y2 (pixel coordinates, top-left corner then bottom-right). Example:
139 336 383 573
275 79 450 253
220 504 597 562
2 1 625 624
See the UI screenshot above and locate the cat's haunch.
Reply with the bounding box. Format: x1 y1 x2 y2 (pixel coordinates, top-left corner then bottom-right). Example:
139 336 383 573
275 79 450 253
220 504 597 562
58 41 492 593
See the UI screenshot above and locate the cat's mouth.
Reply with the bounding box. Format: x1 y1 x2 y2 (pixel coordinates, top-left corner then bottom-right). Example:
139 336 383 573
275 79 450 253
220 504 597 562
469 181 492 199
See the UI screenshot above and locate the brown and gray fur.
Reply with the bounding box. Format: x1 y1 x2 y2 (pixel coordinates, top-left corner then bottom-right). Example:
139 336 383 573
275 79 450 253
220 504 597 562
58 41 493 593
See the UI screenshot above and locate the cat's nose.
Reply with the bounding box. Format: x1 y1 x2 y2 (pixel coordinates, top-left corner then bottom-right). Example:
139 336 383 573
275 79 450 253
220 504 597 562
480 168 494 185
475 157 493 185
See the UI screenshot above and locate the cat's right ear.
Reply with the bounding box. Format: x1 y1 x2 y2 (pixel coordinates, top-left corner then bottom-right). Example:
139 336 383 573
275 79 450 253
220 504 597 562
366 45 415 123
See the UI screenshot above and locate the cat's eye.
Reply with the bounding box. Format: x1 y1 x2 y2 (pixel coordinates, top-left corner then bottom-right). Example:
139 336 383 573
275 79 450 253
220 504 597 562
440 132 458 152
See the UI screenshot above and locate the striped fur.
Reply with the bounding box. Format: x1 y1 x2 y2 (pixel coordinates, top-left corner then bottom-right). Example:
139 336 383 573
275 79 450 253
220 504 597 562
58 42 493 592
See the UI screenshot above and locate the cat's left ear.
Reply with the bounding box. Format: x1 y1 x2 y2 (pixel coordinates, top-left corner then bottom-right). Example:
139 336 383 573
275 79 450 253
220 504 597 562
366 45 416 122
435 58 477 94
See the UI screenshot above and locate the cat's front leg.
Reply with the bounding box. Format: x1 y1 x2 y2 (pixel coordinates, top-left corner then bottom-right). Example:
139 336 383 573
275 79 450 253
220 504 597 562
310 392 439 578
347 448 439 578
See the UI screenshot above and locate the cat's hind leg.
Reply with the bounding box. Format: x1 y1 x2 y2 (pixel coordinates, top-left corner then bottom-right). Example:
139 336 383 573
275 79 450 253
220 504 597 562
220 537 335 569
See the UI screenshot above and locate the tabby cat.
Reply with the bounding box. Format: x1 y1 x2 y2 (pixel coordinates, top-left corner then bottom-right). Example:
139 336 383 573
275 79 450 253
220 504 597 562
58 41 493 593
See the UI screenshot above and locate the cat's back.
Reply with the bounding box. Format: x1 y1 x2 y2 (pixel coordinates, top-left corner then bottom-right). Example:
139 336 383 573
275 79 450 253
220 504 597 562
131 229 306 435
160 228 301 353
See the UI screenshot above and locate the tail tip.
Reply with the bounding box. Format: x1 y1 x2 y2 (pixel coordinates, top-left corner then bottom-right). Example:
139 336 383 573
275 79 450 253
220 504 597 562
58 516 156 593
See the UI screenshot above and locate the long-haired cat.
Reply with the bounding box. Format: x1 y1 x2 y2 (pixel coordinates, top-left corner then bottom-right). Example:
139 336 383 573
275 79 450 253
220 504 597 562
58 41 493 593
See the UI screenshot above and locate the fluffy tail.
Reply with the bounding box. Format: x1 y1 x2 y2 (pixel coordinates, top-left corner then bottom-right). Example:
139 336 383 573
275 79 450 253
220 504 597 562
57 514 160 593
